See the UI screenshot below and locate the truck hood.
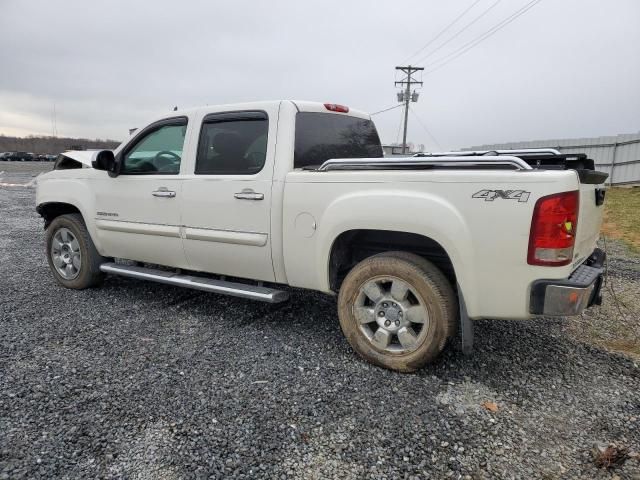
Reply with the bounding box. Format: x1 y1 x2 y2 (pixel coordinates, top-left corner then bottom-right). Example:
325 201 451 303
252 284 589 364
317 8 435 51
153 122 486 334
59 149 112 168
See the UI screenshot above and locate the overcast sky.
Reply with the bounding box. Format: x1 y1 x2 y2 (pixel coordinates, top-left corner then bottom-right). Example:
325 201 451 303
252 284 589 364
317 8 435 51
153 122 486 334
1 0 638 149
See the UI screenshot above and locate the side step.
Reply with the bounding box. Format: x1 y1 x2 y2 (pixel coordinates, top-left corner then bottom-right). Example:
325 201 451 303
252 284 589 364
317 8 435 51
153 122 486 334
99 262 289 303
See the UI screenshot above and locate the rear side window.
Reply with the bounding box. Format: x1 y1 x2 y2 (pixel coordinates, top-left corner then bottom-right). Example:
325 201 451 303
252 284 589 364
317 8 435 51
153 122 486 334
196 112 268 175
294 112 383 169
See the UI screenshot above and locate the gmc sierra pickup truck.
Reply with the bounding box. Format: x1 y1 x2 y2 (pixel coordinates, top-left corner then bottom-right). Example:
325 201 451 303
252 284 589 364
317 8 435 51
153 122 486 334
36 100 608 372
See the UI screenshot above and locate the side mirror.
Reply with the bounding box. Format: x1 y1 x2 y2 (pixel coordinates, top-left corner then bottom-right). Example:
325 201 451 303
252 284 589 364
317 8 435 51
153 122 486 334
92 150 118 176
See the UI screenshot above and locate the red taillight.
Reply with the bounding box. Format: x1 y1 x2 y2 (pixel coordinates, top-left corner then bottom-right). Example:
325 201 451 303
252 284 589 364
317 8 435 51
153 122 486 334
528 191 579 266
324 103 349 113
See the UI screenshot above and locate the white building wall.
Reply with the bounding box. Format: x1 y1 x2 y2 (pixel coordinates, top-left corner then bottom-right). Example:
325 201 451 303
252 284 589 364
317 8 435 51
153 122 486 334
466 133 640 185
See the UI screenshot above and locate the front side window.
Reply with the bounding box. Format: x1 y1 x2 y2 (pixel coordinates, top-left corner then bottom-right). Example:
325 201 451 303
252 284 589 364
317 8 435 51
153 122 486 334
195 112 268 175
122 121 187 174
294 112 383 169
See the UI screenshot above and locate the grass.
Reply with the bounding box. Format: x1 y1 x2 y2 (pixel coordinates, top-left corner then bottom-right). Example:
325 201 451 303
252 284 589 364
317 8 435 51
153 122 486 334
602 339 640 358
600 186 640 252
570 277 640 360
567 186 640 359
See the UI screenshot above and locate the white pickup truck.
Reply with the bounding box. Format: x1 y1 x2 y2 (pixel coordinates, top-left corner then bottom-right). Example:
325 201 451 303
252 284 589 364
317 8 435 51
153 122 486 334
36 100 608 372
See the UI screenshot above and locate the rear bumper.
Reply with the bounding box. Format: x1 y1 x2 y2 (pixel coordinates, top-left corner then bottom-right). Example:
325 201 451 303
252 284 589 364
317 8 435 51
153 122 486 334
530 248 605 316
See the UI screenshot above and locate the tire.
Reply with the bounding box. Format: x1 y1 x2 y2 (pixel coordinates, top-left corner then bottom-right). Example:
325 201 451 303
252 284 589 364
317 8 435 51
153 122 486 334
45 213 106 289
338 251 457 372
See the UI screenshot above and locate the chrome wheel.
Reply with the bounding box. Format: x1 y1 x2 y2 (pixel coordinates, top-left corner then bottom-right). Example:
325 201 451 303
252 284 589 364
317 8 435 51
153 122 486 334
354 276 430 353
51 227 81 280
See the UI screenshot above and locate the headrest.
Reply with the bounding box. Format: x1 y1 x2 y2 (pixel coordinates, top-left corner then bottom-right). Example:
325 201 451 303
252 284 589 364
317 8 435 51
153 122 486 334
213 131 243 157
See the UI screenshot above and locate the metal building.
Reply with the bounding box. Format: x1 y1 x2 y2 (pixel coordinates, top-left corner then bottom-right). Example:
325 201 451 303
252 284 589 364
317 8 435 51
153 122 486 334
383 144 411 157
382 144 421 157
465 133 640 185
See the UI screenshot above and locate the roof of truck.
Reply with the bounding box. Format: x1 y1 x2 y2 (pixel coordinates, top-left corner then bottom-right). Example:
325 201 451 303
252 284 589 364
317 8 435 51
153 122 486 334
162 100 371 120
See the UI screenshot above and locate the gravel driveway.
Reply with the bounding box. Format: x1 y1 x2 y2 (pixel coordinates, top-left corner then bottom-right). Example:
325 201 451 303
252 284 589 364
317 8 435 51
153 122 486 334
1 166 639 479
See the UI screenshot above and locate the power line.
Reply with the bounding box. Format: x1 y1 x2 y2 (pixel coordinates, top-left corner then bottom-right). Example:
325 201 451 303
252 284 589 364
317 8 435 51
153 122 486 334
425 0 542 75
409 107 443 151
424 0 544 75
370 104 404 116
401 0 483 65
414 0 503 65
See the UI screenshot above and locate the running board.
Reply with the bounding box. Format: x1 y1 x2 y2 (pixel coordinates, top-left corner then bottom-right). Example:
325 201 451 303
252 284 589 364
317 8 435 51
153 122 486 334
99 262 289 303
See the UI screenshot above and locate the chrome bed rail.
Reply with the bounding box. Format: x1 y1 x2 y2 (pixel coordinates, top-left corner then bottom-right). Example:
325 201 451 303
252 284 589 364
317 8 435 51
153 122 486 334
316 155 533 172
425 148 561 157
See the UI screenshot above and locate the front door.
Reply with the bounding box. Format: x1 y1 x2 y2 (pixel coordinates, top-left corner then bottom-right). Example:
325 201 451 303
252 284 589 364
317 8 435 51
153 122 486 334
93 117 190 269
180 109 277 282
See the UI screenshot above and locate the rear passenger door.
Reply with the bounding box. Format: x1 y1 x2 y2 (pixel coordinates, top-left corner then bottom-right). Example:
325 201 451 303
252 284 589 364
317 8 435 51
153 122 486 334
180 107 278 282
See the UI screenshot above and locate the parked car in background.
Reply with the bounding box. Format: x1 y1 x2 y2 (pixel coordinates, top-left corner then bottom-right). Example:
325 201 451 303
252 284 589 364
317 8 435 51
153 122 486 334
33 154 57 162
2 151 33 161
0 152 55 161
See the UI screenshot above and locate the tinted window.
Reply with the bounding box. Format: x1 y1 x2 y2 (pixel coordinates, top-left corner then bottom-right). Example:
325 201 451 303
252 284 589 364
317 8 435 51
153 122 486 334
122 121 187 174
294 112 383 169
196 113 268 175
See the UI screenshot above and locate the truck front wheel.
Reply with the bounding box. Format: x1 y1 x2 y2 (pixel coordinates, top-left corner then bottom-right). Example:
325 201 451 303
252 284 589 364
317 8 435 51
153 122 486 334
45 213 105 289
337 252 456 372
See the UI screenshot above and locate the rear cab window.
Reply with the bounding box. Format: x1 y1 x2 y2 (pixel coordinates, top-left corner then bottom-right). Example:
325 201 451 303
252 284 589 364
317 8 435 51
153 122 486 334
294 112 383 169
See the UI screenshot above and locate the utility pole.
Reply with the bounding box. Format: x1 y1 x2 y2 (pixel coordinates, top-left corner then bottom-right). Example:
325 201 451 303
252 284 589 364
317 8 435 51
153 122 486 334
395 65 423 154
52 103 58 137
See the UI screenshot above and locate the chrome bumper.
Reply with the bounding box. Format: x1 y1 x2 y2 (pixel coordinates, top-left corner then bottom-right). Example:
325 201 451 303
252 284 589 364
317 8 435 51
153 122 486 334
529 248 605 316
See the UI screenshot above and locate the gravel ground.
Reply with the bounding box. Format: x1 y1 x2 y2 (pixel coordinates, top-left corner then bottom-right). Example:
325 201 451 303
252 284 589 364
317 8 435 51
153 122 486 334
1 166 639 479
0 160 54 176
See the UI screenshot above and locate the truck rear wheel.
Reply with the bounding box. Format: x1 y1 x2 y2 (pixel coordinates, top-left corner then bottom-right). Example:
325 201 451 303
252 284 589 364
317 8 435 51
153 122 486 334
338 251 456 372
45 213 105 289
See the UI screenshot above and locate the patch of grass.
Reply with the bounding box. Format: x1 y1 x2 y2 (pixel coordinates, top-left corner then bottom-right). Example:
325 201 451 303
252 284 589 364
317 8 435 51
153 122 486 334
602 339 640 359
600 187 640 252
567 188 640 360
566 232 640 358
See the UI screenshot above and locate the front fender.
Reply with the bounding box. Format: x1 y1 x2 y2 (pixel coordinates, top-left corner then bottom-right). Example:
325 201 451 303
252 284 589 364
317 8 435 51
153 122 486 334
36 175 104 254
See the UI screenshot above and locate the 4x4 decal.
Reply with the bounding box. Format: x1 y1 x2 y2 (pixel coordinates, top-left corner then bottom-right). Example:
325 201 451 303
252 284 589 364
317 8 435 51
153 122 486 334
472 189 530 202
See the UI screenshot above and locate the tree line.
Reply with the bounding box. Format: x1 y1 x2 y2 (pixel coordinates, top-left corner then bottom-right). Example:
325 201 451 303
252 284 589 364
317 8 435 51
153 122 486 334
0 135 121 154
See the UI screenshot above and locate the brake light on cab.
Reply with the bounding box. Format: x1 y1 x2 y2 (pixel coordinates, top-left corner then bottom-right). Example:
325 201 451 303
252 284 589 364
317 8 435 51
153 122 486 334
528 191 579 266
324 103 349 113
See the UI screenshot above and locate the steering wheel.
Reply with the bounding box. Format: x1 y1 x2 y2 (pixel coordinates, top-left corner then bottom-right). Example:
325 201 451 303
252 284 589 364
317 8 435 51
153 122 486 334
153 150 181 171
154 150 181 162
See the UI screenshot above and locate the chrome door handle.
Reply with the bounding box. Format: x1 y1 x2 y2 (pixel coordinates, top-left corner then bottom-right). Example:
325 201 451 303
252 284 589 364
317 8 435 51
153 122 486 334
234 190 264 200
152 189 176 198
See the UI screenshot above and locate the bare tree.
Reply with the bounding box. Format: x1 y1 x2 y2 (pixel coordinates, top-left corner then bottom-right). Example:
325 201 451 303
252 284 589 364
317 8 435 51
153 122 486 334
0 135 121 154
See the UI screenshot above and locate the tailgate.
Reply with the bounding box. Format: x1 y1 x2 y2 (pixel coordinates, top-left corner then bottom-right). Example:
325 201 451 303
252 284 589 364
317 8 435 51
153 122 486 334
573 182 606 267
